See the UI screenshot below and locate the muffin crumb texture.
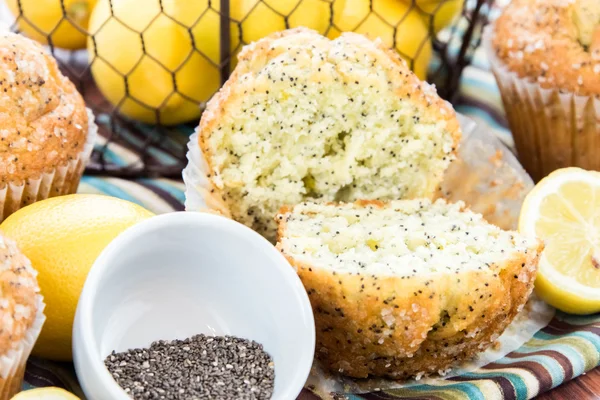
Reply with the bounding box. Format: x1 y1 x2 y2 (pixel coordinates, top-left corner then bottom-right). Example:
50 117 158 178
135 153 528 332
276 199 541 378
0 232 39 355
493 0 600 95
0 32 88 185
198 28 461 241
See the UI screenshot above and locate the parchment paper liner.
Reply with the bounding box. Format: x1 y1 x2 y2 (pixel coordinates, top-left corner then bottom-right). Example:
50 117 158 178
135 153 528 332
182 113 555 396
482 25 600 183
0 294 46 400
0 108 98 222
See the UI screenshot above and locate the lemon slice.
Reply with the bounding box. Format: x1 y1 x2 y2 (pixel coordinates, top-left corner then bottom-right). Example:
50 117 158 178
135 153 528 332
11 388 80 399
519 167 600 314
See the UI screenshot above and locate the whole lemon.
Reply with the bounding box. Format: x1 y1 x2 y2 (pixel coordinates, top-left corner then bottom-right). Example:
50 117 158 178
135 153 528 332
6 0 97 50
406 0 465 34
88 0 335 125
1 194 154 361
331 0 432 80
88 0 222 125
231 0 334 50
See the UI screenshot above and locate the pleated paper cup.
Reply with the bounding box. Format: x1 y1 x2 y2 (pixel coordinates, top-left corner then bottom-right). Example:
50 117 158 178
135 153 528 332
483 26 600 182
0 295 46 400
0 108 98 222
182 127 233 218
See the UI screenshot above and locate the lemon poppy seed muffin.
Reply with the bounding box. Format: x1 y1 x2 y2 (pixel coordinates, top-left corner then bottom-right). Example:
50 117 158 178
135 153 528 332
186 28 461 241
0 32 96 221
483 0 600 181
0 232 44 399
276 199 541 379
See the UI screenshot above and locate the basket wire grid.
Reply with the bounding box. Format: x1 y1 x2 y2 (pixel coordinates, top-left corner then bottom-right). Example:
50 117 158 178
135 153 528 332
7 0 495 179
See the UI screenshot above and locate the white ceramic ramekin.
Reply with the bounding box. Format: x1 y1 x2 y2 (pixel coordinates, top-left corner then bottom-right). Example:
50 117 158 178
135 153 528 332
73 212 315 400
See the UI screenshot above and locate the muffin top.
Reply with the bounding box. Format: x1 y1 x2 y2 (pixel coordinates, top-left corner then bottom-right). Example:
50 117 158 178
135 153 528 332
492 0 600 96
198 28 460 241
0 32 88 185
0 231 40 355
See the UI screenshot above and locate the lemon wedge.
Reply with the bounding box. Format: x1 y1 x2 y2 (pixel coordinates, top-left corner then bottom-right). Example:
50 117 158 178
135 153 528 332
11 388 80 399
519 167 600 314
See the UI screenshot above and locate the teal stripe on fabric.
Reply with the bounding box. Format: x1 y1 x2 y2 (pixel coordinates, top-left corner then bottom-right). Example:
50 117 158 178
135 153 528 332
99 146 129 167
470 48 491 71
454 371 527 400
135 124 190 155
570 331 600 354
460 76 501 95
492 355 564 387
454 105 506 131
138 179 186 203
391 380 485 398
535 330 600 353
514 344 587 376
80 177 144 206
98 119 180 166
146 147 179 166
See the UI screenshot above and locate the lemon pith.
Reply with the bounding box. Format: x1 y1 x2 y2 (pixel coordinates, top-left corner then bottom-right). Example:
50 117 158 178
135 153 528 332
519 167 600 314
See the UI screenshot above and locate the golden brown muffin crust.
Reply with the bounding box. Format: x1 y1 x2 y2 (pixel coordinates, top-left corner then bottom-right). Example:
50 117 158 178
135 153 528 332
276 201 542 379
0 33 88 185
0 231 40 355
493 0 600 97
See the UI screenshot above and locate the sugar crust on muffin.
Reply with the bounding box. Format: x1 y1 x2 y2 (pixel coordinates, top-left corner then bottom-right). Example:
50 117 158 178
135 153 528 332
0 32 88 185
276 199 541 378
0 232 40 355
492 0 600 96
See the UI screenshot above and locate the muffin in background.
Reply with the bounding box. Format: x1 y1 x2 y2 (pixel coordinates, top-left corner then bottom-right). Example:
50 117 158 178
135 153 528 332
483 0 600 182
0 232 45 400
0 32 96 222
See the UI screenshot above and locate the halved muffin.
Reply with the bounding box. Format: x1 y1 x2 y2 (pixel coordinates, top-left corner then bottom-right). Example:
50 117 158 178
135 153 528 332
276 199 541 378
186 28 461 241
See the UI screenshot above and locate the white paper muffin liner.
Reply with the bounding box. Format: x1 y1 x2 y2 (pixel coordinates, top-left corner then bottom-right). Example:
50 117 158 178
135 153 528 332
482 25 600 182
0 294 46 400
0 108 98 222
182 127 232 218
182 113 555 394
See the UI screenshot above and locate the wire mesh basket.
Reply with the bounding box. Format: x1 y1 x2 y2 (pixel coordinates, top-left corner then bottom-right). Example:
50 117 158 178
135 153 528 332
5 0 495 178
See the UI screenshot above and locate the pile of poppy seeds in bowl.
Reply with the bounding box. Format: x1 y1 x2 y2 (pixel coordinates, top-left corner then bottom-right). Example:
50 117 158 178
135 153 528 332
104 334 275 399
